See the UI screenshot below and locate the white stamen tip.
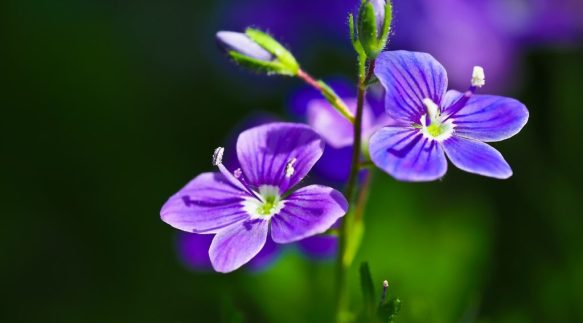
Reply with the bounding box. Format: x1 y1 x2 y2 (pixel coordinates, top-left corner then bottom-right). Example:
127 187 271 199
285 158 297 178
383 280 389 288
471 66 485 87
422 98 439 120
234 168 242 178
212 147 224 166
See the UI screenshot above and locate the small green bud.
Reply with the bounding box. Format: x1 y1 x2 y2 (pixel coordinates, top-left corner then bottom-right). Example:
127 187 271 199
356 0 392 59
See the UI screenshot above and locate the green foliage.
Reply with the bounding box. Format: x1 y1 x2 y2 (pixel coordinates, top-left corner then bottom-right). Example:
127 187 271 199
359 261 402 323
378 298 402 323
360 262 376 317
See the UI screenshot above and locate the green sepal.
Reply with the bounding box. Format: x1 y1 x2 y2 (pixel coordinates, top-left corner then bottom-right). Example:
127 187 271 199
228 51 292 76
378 1 393 51
245 28 299 76
349 14 365 57
357 2 380 59
377 298 401 323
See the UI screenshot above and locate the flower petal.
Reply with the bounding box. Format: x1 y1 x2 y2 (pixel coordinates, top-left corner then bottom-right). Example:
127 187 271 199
237 122 324 192
209 219 269 273
177 232 280 272
444 90 529 142
270 185 348 243
375 51 448 123
443 136 512 179
369 127 448 182
160 172 250 233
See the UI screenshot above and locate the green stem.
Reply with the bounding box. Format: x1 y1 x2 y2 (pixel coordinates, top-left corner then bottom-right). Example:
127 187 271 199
335 59 376 322
297 69 355 122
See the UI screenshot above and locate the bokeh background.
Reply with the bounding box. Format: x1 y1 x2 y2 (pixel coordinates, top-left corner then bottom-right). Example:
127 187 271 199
2 0 583 322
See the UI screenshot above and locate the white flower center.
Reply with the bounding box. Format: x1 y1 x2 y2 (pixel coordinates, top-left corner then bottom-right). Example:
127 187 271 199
419 98 455 142
242 185 285 220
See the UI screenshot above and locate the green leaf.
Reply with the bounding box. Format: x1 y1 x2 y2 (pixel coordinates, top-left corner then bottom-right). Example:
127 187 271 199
377 298 402 323
360 262 376 318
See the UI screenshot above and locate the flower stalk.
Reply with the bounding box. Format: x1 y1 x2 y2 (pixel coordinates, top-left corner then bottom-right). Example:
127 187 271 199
297 69 355 123
336 58 376 322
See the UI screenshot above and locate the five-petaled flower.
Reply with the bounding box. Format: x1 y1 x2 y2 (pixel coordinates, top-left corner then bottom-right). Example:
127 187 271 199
369 50 529 181
161 123 348 273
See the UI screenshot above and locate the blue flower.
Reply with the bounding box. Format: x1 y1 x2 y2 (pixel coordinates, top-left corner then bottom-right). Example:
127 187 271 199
369 51 529 181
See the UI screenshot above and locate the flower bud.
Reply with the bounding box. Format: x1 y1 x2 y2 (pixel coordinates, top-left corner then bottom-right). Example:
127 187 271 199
216 28 299 76
356 0 392 59
216 31 274 62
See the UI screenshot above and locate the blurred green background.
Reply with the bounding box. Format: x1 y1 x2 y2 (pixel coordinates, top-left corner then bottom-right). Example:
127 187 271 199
2 1 582 322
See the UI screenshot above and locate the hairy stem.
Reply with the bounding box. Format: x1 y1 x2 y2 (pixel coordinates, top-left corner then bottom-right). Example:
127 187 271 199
297 69 355 122
335 59 376 322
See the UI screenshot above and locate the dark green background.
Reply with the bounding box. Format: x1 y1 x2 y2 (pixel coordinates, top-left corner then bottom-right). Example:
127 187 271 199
2 1 582 322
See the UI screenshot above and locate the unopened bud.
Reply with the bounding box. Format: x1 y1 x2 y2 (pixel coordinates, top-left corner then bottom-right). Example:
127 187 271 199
356 0 392 59
216 31 274 62
216 28 299 76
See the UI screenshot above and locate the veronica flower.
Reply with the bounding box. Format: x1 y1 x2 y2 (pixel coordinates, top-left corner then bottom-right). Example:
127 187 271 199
161 123 348 273
369 51 529 181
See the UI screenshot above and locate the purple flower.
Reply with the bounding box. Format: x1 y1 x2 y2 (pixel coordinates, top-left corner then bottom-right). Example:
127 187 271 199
369 51 529 181
161 123 348 273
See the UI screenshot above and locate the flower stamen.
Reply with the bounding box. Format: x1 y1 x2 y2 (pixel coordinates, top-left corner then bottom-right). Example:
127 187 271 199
212 147 224 166
285 158 297 178
471 66 485 88
242 185 285 219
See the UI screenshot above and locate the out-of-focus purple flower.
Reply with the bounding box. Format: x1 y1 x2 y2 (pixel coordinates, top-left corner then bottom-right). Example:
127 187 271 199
297 235 338 260
178 232 338 272
177 232 280 272
390 0 583 91
369 51 529 181
289 79 396 183
485 0 583 43
161 123 348 273
215 0 357 47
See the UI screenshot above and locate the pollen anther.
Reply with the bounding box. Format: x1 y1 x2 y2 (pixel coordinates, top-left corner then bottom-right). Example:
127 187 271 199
471 66 485 87
212 147 224 166
285 158 297 178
